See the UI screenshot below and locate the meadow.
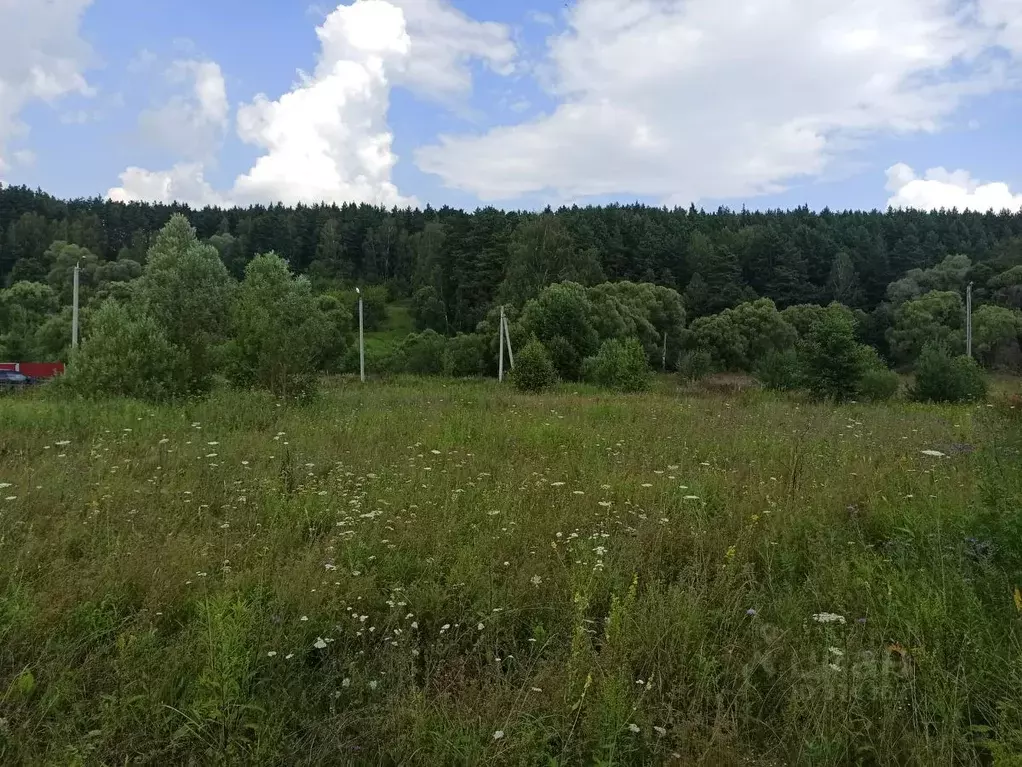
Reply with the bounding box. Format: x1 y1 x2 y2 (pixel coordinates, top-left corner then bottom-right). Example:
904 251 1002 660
1 378 1021 765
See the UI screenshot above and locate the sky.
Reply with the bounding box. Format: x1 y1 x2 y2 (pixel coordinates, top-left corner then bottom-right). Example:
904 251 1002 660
2 0 1022 214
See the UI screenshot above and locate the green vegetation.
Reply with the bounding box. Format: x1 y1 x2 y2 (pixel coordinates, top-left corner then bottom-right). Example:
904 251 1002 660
511 339 558 392
1 379 1021 764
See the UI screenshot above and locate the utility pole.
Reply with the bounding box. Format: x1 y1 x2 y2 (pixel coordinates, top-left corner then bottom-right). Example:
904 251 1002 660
356 287 365 382
662 331 668 371
503 311 514 369
966 281 973 359
498 305 505 382
71 261 80 350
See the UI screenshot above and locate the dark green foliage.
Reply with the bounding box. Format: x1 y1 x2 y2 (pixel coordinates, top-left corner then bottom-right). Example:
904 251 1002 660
511 339 557 392
390 330 447 375
64 300 187 401
911 342 988 403
858 368 900 401
677 349 715 382
582 338 652 392
684 298 796 371
412 285 447 333
799 308 868 402
755 348 801 391
226 253 332 400
543 336 583 381
442 333 487 377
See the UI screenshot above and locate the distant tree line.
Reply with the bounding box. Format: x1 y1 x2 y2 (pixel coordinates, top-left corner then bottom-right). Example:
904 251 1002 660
1 185 1020 402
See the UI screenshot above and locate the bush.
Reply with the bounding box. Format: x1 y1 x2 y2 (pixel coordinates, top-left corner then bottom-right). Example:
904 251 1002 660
911 342 988 403
677 349 714 382
799 308 868 402
227 253 333 400
443 333 486 377
755 348 801 391
390 330 447 375
64 300 187 401
582 338 652 392
544 335 583 381
858 368 900 401
511 339 558 392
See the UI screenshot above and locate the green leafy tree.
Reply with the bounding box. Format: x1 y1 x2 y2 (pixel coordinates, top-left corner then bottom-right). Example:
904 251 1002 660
412 285 447 333
971 304 1022 370
582 338 652 392
45 241 100 305
134 214 234 392
389 330 448 375
0 281 59 360
64 300 187 400
442 333 487 377
799 307 868 401
887 290 964 364
511 339 557 392
827 252 864 307
911 341 987 403
518 282 599 380
501 215 603 307
684 298 796 371
227 253 332 399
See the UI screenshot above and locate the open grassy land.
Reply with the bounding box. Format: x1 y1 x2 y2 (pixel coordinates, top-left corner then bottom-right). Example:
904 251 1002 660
1 380 1021 765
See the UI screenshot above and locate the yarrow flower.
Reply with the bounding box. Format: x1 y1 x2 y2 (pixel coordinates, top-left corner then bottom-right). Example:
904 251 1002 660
812 612 846 624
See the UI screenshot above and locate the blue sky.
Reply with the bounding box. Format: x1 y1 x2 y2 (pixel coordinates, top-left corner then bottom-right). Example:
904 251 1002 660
2 0 1022 213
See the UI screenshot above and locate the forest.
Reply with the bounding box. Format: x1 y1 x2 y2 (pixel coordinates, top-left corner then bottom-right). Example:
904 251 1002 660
1 183 1021 397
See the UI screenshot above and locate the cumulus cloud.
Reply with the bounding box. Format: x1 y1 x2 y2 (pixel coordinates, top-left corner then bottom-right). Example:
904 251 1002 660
416 0 1017 205
108 163 225 208
109 0 514 208
885 163 1022 212
137 60 229 160
0 0 95 176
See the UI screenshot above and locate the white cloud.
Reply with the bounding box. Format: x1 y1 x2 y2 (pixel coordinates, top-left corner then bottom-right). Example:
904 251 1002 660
885 163 1022 212
979 0 1022 54
138 60 229 160
0 0 94 176
109 0 515 208
108 163 225 208
416 0 1019 205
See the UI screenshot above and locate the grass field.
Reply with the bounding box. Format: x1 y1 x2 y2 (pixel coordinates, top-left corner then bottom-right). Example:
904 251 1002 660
1 379 1022 765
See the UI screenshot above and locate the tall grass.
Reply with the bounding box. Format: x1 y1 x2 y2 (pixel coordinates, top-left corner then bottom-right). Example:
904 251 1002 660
0 379 1020 764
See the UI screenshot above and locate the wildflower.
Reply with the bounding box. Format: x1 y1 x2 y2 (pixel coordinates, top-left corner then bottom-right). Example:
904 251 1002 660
920 450 946 458
369 680 378 690
493 730 504 740
530 687 542 692
0 483 10 489
300 615 309 622
477 623 485 631
158 438 169 445
641 483 653 488
829 647 844 657
745 608 758 617
684 495 700 500
598 501 612 508
313 638 328 649
267 651 277 657
55 440 71 446
531 575 542 587
285 653 294 660
654 726 667 736
812 612 846 624
628 723 640 733
594 546 607 557
342 678 351 688
4 496 16 502
829 663 842 672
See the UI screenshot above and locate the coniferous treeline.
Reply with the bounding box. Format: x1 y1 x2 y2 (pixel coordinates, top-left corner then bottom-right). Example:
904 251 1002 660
3 184 1022 336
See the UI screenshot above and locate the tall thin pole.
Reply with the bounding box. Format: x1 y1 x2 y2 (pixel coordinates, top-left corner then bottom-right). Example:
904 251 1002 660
966 281 973 358
357 287 365 382
662 331 668 371
498 308 506 382
71 261 80 350
503 313 514 369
